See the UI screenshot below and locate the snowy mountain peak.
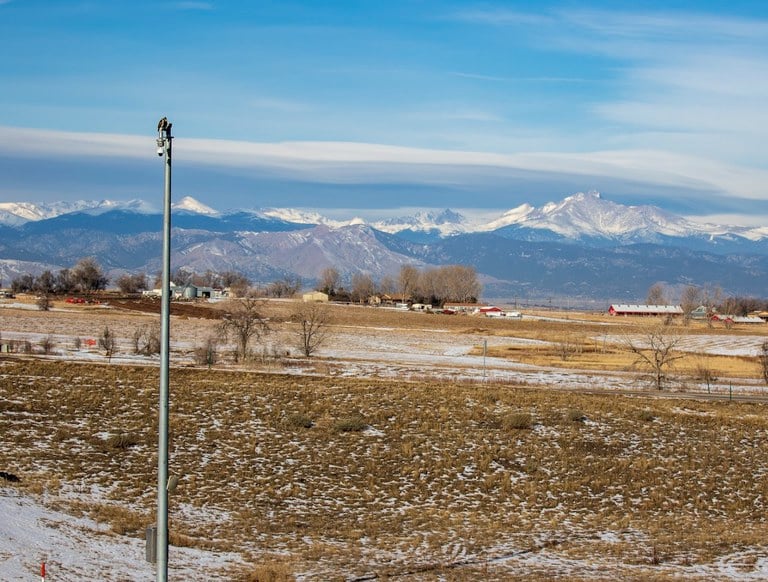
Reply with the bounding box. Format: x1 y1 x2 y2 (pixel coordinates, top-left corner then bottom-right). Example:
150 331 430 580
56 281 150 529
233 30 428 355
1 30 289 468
372 208 468 236
171 196 219 216
0 192 764 244
0 199 156 225
260 208 360 229
483 191 717 240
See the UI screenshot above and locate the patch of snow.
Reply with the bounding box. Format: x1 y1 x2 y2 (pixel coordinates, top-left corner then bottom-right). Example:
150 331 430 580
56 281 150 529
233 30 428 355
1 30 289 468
172 196 220 216
0 489 245 580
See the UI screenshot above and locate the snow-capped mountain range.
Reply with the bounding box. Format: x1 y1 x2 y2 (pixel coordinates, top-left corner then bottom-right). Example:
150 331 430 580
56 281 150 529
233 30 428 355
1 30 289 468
1 191 762 243
2 191 768 301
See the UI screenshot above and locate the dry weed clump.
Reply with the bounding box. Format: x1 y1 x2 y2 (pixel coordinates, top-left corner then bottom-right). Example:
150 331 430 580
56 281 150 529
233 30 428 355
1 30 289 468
3 359 768 579
103 433 141 450
241 562 295 582
282 412 314 429
567 408 587 423
502 412 533 430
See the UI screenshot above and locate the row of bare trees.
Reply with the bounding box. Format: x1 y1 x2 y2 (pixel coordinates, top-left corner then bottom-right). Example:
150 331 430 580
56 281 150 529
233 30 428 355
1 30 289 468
11 257 109 295
646 282 767 319
45 299 331 365
9 259 257 301
216 298 331 361
317 264 481 305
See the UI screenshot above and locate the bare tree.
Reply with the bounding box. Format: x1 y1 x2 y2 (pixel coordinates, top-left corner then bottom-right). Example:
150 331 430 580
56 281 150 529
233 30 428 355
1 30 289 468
72 257 109 292
98 326 118 362
117 273 149 294
265 275 302 298
36 294 52 311
39 335 56 355
703 286 725 328
398 265 419 300
350 273 376 303
194 337 219 368
291 301 332 357
35 270 56 295
219 270 252 297
318 267 340 296
219 297 270 362
55 268 76 294
680 285 703 325
441 265 481 303
694 357 718 393
412 265 481 305
760 341 768 386
624 323 684 390
556 333 580 361
378 274 397 296
132 324 161 356
646 283 668 305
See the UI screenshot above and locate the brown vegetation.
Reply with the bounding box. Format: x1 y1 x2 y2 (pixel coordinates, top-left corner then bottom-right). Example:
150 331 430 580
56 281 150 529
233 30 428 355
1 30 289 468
2 358 768 579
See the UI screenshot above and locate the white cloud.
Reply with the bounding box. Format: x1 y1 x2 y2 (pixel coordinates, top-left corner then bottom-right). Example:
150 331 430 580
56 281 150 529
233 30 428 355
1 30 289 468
1 125 766 202
686 213 768 228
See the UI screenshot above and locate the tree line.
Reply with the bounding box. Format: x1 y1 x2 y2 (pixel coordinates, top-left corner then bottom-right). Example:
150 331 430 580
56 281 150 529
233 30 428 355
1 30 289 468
646 282 768 318
9 260 255 297
10 257 109 295
317 264 482 305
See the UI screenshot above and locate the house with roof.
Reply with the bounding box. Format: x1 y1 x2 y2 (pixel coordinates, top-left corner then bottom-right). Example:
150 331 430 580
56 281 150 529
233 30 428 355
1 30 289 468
608 304 684 317
302 291 329 303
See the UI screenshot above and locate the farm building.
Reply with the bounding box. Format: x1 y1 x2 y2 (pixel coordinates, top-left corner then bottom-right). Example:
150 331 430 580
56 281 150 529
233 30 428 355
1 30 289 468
711 314 765 325
689 305 711 320
381 294 411 306
443 302 485 314
302 291 329 303
608 304 684 317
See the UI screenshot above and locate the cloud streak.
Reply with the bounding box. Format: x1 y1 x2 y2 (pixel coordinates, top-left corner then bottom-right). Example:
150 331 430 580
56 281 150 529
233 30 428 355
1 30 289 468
1 126 766 202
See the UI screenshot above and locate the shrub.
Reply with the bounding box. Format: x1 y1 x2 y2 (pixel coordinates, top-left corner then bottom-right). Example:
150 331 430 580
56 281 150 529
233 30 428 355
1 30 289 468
99 326 117 360
39 336 56 355
106 433 139 450
132 325 161 356
36 294 52 311
245 562 295 582
333 413 367 433
503 412 533 430
194 338 218 367
567 409 586 423
284 413 313 429
638 409 656 422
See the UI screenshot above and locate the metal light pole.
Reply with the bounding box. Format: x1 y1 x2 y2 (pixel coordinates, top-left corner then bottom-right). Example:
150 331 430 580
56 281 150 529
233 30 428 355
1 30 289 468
156 117 173 582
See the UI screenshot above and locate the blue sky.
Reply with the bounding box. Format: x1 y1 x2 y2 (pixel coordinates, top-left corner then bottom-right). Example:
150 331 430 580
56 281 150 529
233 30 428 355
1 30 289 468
1 1 767 224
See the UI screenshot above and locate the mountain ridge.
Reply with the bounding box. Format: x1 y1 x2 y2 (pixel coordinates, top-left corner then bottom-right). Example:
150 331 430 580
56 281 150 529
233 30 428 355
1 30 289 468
1 191 762 245
2 192 768 302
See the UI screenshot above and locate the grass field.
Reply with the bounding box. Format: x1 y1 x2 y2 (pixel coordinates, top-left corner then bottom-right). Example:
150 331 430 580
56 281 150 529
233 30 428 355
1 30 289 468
2 298 768 580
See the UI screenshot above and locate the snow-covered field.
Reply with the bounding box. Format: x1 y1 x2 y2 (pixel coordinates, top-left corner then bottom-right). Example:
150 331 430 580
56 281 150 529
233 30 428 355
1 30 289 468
0 491 245 580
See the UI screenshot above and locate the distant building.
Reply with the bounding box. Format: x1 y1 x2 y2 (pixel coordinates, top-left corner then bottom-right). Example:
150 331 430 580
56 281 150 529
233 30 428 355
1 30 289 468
443 302 485 314
303 291 329 303
711 314 765 325
608 304 683 317
689 305 711 320
381 294 410 306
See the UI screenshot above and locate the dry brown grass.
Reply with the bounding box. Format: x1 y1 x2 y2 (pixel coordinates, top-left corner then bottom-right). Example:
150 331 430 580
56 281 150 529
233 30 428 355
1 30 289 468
473 320 764 381
2 358 768 579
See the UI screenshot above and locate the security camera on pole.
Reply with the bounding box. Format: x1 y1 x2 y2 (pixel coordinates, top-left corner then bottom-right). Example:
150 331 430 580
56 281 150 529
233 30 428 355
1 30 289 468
155 117 172 582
